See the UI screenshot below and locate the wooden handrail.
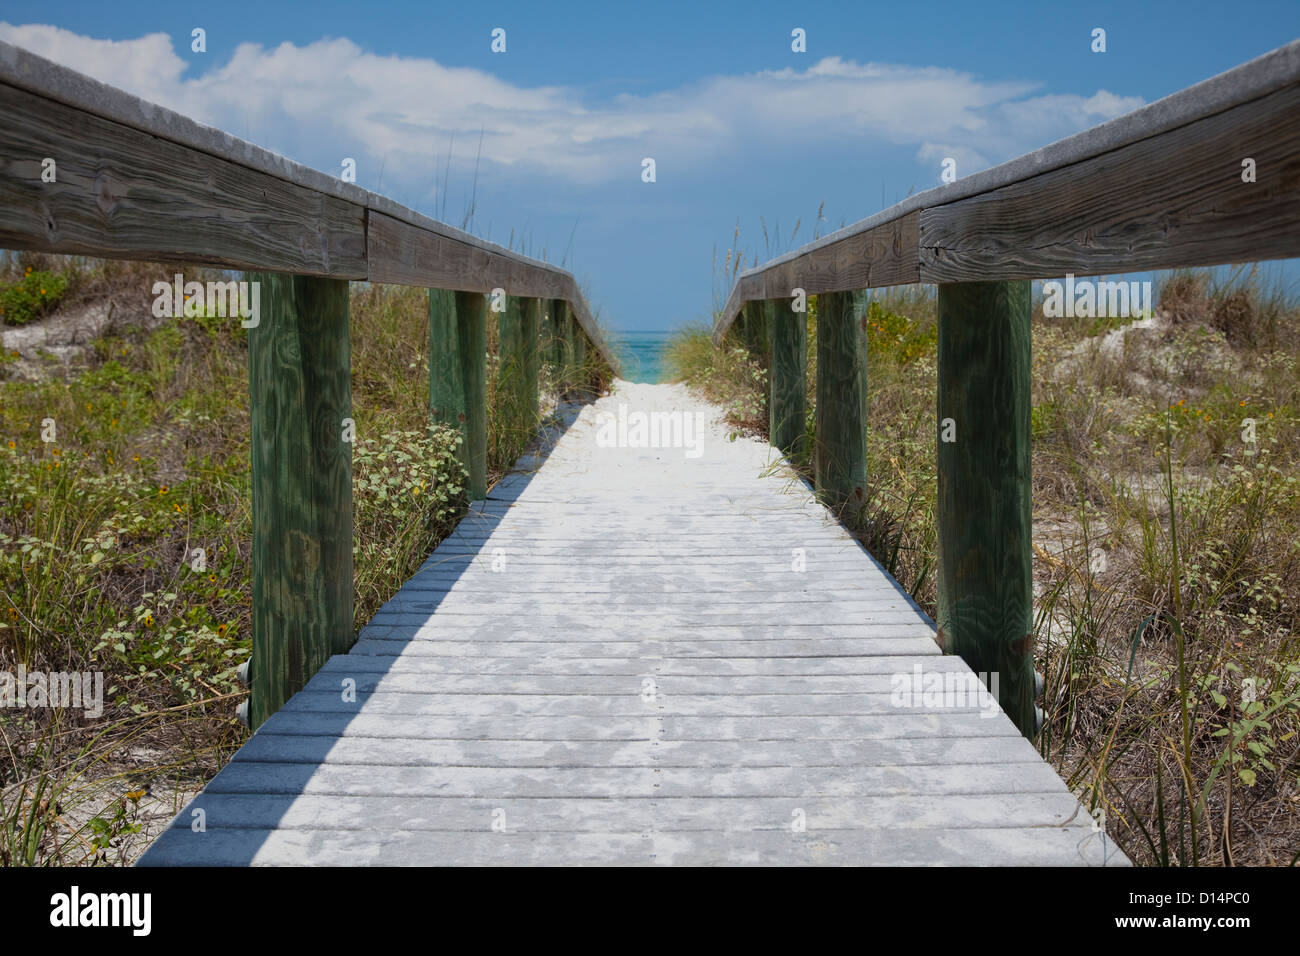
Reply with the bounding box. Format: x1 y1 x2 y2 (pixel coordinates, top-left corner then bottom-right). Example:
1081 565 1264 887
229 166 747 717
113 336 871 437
0 38 619 370
715 38 1300 342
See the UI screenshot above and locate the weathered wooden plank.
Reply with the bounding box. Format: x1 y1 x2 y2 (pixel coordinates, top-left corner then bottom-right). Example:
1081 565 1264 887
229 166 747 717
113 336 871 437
231 736 1036 769
294 672 972 697
256 711 1012 740
158 793 1085 832
349 637 943 658
172 761 1076 799
0 82 367 276
715 212 919 342
367 210 566 297
920 82 1300 281
936 281 1035 737
277 692 994 718
814 290 868 510
139 824 1122 867
246 274 354 729
312 653 962 677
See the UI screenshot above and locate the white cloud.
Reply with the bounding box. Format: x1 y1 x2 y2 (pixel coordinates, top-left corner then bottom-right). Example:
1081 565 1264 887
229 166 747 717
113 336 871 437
0 22 1145 187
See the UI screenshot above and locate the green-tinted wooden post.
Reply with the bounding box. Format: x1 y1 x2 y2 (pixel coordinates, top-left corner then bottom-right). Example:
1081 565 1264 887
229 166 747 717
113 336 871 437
936 280 1035 738
766 297 807 460
246 272 353 729
429 289 487 500
497 296 533 454
521 297 541 427
553 300 574 393
543 298 564 380
569 310 588 397
814 290 868 511
741 300 769 359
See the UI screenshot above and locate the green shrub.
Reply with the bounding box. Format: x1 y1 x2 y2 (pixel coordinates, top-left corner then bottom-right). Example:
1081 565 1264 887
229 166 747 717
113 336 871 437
0 270 68 325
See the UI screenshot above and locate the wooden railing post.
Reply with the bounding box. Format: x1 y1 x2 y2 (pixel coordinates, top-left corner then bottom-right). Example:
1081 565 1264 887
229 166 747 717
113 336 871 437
246 272 353 729
497 295 538 456
740 300 769 359
568 307 588 397
814 290 868 511
936 280 1035 737
544 298 565 381
766 297 807 460
522 297 541 427
429 289 487 500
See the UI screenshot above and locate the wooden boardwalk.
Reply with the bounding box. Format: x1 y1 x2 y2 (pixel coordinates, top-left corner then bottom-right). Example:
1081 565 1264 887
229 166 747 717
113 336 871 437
141 382 1126 866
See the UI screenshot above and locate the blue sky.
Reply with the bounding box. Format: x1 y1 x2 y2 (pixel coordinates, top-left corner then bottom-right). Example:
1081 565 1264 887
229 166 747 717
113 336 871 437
3 2 1298 330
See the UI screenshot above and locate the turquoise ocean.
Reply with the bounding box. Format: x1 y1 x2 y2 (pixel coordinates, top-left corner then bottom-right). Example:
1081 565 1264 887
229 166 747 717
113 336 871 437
608 330 675 383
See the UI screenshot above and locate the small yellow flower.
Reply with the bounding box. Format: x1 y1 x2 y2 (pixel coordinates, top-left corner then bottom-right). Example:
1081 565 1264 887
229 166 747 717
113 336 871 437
217 624 227 636
1239 400 1247 407
39 288 45 295
6 441 13 450
158 485 169 495
173 503 182 513
208 574 217 583
107 454 113 465
144 614 154 628
133 455 140 462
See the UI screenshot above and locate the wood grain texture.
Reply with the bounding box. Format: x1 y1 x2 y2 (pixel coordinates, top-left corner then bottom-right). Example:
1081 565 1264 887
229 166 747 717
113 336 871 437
246 274 354 729
814 291 868 510
935 282 1034 738
456 292 488 500
766 297 807 460
494 297 537 463
429 289 488 499
922 84 1300 281
543 298 566 372
569 308 590 398
522 298 541 428
740 301 769 357
715 213 919 341
367 211 567 298
0 83 366 277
